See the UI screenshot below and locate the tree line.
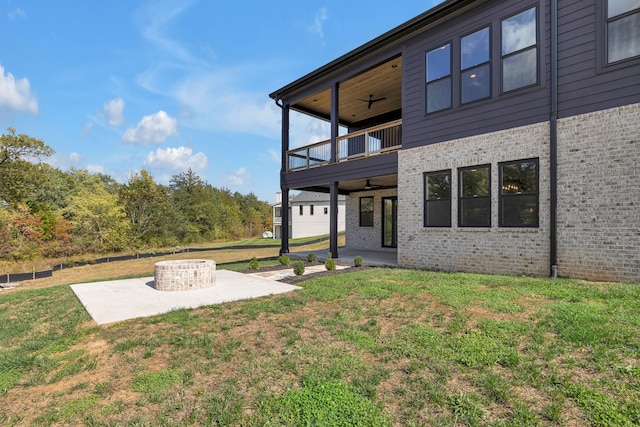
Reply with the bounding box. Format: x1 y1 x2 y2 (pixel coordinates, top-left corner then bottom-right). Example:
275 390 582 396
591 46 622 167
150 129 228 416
0 128 273 262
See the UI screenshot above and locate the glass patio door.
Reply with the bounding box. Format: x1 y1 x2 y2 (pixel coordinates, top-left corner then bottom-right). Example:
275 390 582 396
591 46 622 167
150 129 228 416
382 197 397 248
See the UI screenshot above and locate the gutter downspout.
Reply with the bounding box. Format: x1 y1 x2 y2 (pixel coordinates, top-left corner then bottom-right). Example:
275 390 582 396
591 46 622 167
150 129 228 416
550 0 558 278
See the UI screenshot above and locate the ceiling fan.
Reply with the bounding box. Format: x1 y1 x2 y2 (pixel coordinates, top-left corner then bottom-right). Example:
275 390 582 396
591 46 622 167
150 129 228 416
359 94 387 109
364 179 383 190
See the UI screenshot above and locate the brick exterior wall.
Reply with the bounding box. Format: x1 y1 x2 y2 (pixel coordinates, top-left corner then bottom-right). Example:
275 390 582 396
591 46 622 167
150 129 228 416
397 122 551 276
556 103 640 282
346 188 398 252
395 104 640 282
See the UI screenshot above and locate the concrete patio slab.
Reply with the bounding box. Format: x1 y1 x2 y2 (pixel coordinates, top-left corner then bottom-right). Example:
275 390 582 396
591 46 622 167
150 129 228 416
288 248 398 267
71 270 300 325
248 264 349 281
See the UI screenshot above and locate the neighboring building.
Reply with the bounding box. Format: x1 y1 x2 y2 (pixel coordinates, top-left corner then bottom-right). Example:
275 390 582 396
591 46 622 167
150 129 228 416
272 191 345 239
270 0 640 282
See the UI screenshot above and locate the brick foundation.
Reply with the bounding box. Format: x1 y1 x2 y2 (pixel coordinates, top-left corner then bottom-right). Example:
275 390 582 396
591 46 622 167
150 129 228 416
394 103 640 282
556 104 640 282
397 121 551 277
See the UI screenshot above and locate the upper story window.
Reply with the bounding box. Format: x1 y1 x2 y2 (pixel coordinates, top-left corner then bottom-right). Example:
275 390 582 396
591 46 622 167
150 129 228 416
459 165 491 227
426 43 452 113
299 205 303 216
499 158 539 227
424 170 452 227
274 207 282 218
607 0 640 63
461 27 491 104
310 205 314 215
501 7 538 92
359 196 374 227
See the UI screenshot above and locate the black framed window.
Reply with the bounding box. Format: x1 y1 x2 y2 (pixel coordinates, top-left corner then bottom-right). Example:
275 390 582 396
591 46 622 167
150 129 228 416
426 43 452 113
359 196 374 227
499 159 539 227
324 207 328 214
424 170 451 227
299 205 303 216
461 27 491 104
310 205 314 215
501 7 538 92
459 165 491 227
607 0 640 63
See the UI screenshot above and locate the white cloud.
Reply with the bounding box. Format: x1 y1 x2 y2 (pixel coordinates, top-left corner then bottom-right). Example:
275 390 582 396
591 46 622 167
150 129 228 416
45 152 83 171
137 0 202 65
132 3 282 141
263 148 280 163
168 69 282 138
8 8 26 19
304 116 331 145
80 122 94 136
103 98 125 126
122 110 177 145
130 2 320 149
223 167 250 186
87 164 107 175
502 9 536 54
0 65 38 114
144 146 207 171
307 8 328 39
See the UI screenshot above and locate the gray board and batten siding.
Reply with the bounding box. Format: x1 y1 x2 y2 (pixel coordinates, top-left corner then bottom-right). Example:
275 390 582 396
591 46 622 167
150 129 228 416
556 0 640 117
403 0 550 150
403 0 640 150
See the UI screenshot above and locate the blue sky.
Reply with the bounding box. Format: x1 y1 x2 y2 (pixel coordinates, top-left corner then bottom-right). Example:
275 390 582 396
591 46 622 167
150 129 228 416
0 1 440 203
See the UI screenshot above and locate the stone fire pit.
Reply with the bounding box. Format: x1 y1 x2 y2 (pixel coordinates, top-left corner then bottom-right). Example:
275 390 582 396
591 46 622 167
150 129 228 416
153 259 216 291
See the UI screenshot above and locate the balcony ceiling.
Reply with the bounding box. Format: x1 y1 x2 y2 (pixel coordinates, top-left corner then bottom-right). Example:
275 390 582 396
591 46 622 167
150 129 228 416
294 57 402 126
298 173 398 194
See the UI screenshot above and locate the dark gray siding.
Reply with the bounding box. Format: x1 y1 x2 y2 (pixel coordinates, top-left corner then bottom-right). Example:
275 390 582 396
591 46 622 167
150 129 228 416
401 0 640 150
402 0 550 150
557 0 640 117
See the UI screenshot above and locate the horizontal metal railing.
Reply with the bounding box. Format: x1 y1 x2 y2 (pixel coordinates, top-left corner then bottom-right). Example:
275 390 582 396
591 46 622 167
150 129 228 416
286 120 402 171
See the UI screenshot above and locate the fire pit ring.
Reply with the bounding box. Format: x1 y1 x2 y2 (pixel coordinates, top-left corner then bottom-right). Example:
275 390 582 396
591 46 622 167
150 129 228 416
153 259 216 291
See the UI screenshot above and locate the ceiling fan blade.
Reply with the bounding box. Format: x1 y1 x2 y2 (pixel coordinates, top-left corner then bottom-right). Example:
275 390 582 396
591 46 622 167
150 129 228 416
358 95 386 109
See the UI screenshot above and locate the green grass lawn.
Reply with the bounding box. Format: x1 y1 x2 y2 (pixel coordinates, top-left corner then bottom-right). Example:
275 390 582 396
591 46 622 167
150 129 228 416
1 267 639 426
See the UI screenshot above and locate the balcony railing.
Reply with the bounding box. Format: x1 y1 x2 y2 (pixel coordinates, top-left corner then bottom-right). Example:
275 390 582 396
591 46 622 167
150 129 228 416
287 120 402 171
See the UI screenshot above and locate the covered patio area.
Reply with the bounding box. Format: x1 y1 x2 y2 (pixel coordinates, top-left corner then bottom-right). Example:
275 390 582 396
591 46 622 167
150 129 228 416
289 248 397 268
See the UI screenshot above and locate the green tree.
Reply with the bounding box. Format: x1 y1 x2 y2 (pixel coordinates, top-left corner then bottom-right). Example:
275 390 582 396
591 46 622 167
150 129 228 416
169 169 216 242
119 170 172 245
235 191 272 238
66 186 132 253
0 204 45 261
0 128 55 207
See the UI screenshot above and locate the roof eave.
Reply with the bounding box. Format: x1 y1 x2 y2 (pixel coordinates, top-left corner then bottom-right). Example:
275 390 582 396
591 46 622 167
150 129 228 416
269 0 470 102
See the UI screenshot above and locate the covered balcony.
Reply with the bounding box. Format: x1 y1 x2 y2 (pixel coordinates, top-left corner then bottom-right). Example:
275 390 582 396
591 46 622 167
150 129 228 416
270 54 403 257
274 55 403 190
287 119 402 171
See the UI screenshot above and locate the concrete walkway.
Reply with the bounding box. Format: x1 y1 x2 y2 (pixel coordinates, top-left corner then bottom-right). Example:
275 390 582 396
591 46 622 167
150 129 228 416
289 248 398 267
71 270 301 325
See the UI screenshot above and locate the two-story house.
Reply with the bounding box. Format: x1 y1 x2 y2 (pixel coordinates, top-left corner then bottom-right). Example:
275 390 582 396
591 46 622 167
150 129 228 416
272 191 345 239
270 0 640 282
